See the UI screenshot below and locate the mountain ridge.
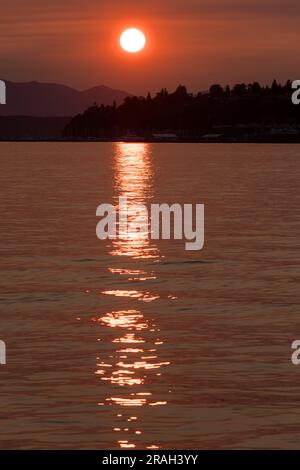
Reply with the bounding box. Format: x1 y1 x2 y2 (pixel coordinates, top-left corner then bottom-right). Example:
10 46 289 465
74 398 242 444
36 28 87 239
0 80 131 117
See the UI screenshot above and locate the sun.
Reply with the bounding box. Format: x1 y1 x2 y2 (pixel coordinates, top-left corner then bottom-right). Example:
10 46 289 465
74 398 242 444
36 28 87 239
120 28 146 53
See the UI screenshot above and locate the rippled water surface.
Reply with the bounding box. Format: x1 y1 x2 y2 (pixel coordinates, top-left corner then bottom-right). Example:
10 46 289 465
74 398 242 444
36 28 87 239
1 142 300 449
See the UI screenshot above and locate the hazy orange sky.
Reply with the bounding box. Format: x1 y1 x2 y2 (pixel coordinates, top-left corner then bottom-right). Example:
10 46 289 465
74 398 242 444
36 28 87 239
1 0 300 94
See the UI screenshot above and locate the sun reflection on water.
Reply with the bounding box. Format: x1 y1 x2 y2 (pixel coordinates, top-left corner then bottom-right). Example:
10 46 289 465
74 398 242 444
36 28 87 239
95 309 169 389
111 142 160 260
95 306 170 448
95 143 170 449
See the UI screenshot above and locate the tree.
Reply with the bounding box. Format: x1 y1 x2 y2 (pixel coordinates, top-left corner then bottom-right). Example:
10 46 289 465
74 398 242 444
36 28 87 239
271 79 280 93
209 84 224 97
249 82 262 94
174 85 188 97
233 83 247 95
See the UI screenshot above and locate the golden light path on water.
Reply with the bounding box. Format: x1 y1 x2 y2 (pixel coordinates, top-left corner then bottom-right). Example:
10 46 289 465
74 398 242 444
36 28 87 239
111 142 160 260
95 143 170 449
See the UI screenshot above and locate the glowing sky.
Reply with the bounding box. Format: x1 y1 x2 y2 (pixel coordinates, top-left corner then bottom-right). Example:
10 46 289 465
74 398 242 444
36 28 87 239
1 0 300 94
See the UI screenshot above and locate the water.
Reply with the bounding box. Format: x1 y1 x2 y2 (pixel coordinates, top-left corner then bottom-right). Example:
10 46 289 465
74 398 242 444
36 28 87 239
1 142 300 449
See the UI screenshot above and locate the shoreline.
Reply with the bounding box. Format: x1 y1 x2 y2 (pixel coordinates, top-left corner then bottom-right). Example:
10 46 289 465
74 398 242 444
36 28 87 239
0 138 300 144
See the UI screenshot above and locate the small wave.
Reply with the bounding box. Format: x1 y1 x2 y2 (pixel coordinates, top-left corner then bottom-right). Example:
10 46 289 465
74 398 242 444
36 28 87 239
160 259 215 266
73 258 98 263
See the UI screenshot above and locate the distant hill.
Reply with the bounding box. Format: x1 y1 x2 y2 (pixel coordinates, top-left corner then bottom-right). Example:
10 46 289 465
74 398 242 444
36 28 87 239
0 81 131 117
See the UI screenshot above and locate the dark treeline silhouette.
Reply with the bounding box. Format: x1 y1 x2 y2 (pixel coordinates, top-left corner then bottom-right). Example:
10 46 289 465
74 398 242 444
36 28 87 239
63 80 300 141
